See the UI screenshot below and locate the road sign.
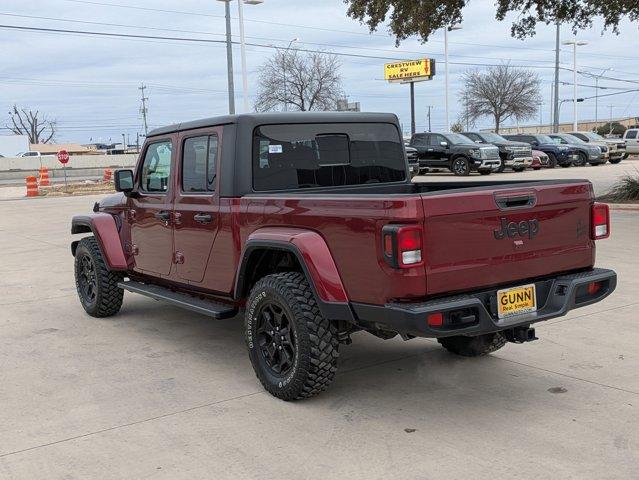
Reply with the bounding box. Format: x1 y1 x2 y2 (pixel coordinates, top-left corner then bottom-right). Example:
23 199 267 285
57 150 70 164
384 59 435 83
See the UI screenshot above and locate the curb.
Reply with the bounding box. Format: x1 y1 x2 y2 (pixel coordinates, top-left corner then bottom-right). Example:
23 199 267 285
607 203 639 211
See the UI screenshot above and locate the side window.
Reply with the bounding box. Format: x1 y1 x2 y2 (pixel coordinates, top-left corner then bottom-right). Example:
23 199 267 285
465 133 479 141
412 134 428 147
182 135 218 193
430 134 446 146
626 130 637 139
140 141 172 193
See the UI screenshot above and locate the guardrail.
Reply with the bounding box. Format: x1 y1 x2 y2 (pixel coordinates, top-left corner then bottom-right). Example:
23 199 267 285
0 154 139 181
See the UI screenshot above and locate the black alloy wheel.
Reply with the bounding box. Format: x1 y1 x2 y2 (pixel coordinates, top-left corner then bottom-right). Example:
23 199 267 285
78 254 98 304
256 301 296 376
452 157 470 176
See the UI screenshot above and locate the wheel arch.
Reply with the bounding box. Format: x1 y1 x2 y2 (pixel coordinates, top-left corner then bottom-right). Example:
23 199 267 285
71 214 128 271
234 229 354 322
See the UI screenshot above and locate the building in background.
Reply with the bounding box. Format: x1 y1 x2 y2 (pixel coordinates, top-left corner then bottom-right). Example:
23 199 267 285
491 116 639 134
30 143 96 156
336 98 361 112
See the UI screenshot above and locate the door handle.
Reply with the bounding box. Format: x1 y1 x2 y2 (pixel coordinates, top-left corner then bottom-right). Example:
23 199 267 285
194 213 213 224
154 211 171 222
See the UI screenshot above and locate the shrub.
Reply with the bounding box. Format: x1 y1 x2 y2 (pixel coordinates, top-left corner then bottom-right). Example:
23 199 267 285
604 173 639 202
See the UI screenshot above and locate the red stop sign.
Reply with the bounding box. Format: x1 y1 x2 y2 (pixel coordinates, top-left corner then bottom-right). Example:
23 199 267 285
57 150 69 164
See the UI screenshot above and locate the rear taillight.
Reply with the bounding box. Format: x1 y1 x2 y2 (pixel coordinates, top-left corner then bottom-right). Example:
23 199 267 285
591 203 610 240
382 224 424 268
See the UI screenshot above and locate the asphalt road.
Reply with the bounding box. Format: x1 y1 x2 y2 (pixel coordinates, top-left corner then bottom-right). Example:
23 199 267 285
0 194 637 479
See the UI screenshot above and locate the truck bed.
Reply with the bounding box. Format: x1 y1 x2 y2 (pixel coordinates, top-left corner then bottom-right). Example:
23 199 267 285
239 178 595 304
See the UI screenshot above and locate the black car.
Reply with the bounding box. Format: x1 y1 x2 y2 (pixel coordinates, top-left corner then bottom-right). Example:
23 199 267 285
502 134 577 168
548 134 604 166
461 132 532 172
405 145 420 178
409 132 501 176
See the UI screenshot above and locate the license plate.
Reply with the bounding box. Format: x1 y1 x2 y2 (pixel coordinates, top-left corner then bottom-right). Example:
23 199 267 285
497 284 537 319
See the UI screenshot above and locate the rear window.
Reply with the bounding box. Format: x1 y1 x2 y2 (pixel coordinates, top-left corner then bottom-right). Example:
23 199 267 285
252 123 406 191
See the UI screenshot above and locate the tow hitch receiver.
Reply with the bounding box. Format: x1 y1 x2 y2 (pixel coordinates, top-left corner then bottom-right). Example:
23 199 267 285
504 326 538 344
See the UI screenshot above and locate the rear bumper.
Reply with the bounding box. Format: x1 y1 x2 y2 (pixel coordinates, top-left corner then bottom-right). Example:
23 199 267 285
350 268 616 339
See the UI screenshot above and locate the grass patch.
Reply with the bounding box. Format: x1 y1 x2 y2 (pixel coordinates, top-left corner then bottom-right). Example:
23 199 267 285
600 173 639 203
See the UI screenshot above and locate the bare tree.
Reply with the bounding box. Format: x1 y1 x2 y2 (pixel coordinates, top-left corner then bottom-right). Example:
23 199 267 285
254 49 344 112
459 64 541 133
6 105 56 144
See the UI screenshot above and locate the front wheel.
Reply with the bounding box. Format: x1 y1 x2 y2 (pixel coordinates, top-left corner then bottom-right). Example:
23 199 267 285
451 157 471 176
438 332 507 357
546 153 558 168
74 236 123 317
574 152 588 167
245 272 339 400
560 161 572 168
609 158 622 164
478 169 491 176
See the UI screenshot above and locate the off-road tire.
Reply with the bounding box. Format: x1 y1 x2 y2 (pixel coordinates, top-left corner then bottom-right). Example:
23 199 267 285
245 272 339 400
74 236 123 317
546 152 558 168
438 332 507 357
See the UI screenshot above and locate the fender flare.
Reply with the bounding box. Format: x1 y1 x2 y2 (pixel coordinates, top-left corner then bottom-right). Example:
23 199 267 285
71 214 128 271
234 228 354 322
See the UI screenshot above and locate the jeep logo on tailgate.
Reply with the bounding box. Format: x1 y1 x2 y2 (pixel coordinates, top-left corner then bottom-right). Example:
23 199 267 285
494 218 539 240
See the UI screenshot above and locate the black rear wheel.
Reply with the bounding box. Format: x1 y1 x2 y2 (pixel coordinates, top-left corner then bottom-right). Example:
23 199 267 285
74 236 123 317
245 272 339 400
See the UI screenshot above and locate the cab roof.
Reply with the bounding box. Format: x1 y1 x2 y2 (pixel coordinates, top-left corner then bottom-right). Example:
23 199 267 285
147 111 400 137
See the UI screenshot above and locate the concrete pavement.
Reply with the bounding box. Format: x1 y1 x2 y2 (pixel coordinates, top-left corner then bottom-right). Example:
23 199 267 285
0 194 637 479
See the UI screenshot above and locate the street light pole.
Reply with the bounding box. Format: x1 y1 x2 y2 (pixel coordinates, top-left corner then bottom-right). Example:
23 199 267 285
237 0 264 113
219 0 235 114
283 37 298 112
444 25 462 132
562 39 588 131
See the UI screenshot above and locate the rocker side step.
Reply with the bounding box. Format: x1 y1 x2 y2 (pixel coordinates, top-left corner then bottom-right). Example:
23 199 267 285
118 280 237 319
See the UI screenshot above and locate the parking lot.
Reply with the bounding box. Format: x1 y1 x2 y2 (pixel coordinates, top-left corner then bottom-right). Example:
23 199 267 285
0 171 638 479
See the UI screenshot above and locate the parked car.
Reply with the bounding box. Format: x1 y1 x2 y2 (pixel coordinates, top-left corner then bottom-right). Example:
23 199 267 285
569 131 625 164
502 134 577 168
622 128 639 156
461 132 532 172
16 151 54 158
548 134 605 166
405 145 420 178
70 112 616 400
531 150 551 170
409 132 501 176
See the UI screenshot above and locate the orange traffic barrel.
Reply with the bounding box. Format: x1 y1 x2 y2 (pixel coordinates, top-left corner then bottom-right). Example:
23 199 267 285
103 168 112 182
39 167 50 186
26 176 39 197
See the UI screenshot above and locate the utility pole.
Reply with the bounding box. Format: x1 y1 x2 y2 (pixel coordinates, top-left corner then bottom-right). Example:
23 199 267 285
139 83 148 136
221 0 235 114
552 22 560 133
427 106 432 132
563 39 588 131
538 102 543 131
609 104 614 134
122 133 126 151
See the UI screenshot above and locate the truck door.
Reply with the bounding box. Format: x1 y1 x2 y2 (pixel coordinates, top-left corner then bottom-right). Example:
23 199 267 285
130 138 175 276
429 134 449 165
172 130 221 283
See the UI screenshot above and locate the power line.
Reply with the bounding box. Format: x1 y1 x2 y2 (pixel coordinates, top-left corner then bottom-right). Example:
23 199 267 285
0 23 563 69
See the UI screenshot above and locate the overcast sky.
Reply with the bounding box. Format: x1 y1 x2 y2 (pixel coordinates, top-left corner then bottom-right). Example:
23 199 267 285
1 0 638 143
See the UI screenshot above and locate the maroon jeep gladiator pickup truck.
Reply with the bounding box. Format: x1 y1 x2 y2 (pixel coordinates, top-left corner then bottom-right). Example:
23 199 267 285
71 112 616 400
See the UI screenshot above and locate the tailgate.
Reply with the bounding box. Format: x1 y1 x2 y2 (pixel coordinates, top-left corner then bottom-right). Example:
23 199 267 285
421 182 595 295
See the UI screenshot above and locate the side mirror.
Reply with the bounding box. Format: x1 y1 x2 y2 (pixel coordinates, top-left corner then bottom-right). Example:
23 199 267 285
440 141 448 147
114 169 134 193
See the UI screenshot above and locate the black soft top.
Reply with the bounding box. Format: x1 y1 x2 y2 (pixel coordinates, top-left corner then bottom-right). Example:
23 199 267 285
147 111 400 137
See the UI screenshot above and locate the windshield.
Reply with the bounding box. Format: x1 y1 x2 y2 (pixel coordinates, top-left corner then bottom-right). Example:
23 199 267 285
562 134 586 144
480 133 506 143
446 133 475 145
583 132 606 141
536 135 554 144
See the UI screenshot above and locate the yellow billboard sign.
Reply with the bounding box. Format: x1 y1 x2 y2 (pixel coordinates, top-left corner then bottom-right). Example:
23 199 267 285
384 59 434 82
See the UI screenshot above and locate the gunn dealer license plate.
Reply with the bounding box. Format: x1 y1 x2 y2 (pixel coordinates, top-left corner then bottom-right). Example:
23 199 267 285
497 284 537 319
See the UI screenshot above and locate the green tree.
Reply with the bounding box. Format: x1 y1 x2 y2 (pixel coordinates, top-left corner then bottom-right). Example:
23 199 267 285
344 1 638 42
595 122 626 137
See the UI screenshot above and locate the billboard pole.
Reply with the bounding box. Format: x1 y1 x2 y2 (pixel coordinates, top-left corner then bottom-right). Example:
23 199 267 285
410 82 416 136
